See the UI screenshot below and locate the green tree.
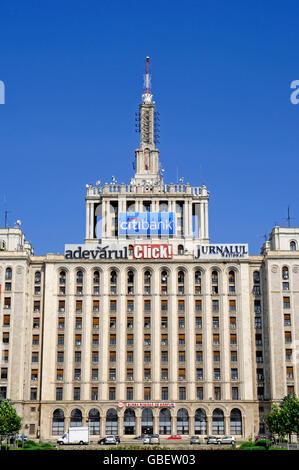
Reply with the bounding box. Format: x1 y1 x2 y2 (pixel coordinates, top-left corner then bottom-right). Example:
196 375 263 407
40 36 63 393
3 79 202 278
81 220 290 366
0 399 22 444
265 393 299 442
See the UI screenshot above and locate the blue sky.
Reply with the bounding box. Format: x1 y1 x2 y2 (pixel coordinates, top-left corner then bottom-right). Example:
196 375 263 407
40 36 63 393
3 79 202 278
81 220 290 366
0 0 299 255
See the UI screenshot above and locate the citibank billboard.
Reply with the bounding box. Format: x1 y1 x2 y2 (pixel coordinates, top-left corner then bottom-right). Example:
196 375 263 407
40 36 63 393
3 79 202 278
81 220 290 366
119 212 176 236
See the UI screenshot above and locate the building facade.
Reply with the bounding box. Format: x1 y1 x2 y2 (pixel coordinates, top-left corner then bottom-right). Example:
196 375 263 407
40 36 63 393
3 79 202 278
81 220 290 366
0 60 299 441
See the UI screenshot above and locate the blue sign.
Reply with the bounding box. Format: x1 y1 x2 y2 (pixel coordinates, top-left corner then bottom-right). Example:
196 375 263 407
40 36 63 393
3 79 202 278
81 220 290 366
119 212 176 236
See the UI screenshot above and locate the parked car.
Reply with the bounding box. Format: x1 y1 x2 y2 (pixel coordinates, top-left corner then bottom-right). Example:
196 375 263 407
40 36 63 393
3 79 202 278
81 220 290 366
17 434 28 441
143 436 151 444
98 435 117 445
190 436 200 444
167 435 182 440
217 436 236 445
255 434 275 444
150 434 160 444
206 436 218 444
133 434 146 440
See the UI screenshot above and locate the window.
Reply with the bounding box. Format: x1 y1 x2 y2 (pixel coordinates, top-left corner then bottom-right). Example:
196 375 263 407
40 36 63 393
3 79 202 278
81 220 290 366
58 317 65 329
195 299 202 311
161 351 168 363
58 300 65 312
58 335 64 346
126 369 134 381
285 349 292 361
75 317 82 329
230 334 237 345
56 369 63 381
161 317 168 329
285 331 292 343
144 387 151 401
127 334 134 345
3 315 10 327
290 241 297 251
214 368 221 380
231 368 238 380
195 317 202 329
33 318 40 329
286 367 294 379
196 351 203 362
212 300 219 312
32 352 38 363
214 388 221 400
74 369 81 380
253 271 260 284
212 317 219 328
162 387 168 400
110 300 117 312
255 317 262 328
178 317 185 329
32 335 39 345
178 300 185 311
196 388 204 400
282 266 289 280
92 369 98 380
144 351 151 363
92 317 99 329
144 369 151 380
74 351 81 363
127 387 133 400
179 334 185 345
161 300 168 311
92 352 99 363
93 300 99 312
127 351 134 363
5 268 12 281
1 368 8 380
2 332 9 344
110 351 116 362
76 270 83 284
4 297 11 309
144 317 150 329
109 387 116 400
196 368 203 380
256 351 263 363
229 299 236 311
179 387 186 400
231 351 238 362
110 317 116 329
30 388 37 400
74 387 80 401
254 300 261 313
179 351 185 362
91 387 98 401
56 388 63 401
230 317 236 329
92 334 99 345
214 351 220 362
110 334 116 345
144 300 151 312
196 334 202 345
283 297 290 309
213 334 220 345
161 369 168 380
144 334 151 346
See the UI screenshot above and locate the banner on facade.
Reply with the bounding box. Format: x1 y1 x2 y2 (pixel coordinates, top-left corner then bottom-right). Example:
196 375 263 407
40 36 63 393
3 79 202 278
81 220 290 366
194 243 249 259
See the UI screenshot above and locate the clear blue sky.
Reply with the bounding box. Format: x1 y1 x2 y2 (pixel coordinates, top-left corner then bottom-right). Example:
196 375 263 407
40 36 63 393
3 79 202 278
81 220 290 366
0 0 299 255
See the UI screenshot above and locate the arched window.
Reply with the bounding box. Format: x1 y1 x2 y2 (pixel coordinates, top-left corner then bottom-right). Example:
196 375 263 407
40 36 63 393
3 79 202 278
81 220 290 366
76 270 83 284
194 408 207 435
5 267 12 281
144 271 151 294
127 271 134 295
161 270 168 294
211 270 219 294
195 270 201 294
124 409 136 435
290 241 297 251
88 409 100 435
212 408 224 434
228 270 235 293
34 271 41 284
282 266 289 280
230 408 242 435
178 245 184 255
110 270 117 294
52 409 65 435
159 408 171 435
70 409 82 427
106 408 118 435
142 409 153 434
93 270 100 283
59 270 66 284
178 270 184 294
177 408 189 435
253 271 260 284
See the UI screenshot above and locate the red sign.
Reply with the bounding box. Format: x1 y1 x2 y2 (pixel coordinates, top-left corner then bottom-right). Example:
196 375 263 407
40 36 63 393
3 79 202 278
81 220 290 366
119 402 175 408
133 244 173 260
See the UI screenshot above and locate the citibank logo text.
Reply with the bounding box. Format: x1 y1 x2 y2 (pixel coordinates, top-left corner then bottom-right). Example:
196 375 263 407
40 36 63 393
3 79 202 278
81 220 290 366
118 212 176 236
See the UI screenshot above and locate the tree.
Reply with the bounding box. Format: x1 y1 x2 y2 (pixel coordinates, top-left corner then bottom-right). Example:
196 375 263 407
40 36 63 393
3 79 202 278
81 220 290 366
265 393 299 442
0 400 22 445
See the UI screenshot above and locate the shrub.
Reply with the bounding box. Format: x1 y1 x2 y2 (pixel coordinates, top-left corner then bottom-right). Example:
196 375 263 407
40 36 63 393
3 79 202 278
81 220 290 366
255 439 271 450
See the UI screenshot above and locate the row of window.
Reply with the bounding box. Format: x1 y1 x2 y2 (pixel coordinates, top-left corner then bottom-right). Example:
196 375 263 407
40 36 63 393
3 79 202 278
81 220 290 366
51 407 244 436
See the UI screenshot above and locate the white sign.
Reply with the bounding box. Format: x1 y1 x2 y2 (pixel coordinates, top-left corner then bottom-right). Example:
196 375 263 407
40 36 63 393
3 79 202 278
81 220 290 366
194 244 248 259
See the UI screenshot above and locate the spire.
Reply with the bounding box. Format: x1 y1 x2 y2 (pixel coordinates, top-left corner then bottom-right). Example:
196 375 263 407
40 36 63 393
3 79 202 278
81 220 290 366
142 56 152 104
132 57 161 186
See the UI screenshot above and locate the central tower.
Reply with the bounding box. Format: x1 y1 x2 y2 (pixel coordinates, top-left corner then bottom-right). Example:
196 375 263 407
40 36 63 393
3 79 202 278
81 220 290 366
131 57 161 186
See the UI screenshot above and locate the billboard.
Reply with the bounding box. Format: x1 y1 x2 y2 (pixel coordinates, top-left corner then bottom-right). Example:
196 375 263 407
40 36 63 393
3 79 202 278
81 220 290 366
118 212 176 236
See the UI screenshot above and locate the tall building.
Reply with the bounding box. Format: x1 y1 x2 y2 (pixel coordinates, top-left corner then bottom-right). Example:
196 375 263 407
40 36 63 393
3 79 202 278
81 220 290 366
0 59 298 441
